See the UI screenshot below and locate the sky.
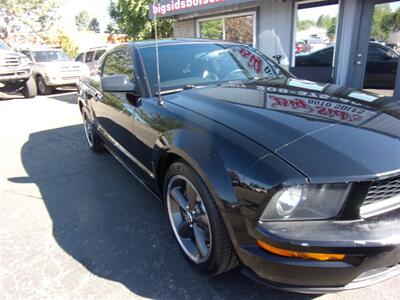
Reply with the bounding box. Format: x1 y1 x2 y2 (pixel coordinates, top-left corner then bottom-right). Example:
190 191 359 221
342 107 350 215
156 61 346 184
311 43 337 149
58 0 111 33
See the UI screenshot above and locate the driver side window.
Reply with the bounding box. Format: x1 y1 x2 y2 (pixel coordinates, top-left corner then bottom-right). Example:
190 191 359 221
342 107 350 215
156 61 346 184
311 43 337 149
368 45 396 61
103 50 134 80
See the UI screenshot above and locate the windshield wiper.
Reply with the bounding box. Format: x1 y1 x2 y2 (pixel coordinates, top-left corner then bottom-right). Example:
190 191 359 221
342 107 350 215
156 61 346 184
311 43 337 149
156 84 202 96
244 75 285 84
157 88 184 96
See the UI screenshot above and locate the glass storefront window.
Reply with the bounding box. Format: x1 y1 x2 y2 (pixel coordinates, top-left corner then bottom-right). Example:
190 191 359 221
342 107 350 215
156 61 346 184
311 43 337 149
197 13 255 47
199 19 223 40
225 15 254 46
291 0 340 83
363 1 400 97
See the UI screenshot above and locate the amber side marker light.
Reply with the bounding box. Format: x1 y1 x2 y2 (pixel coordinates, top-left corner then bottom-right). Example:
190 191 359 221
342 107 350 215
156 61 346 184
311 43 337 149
256 240 346 261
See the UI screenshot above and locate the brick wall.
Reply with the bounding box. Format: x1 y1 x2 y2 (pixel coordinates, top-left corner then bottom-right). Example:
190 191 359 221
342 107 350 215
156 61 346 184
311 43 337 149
173 19 196 38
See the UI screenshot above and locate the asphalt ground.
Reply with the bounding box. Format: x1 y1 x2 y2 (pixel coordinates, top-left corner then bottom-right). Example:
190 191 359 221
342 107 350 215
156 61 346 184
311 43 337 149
1 91 399 299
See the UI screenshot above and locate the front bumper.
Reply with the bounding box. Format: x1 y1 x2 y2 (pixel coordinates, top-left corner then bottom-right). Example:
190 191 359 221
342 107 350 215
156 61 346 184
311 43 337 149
237 211 400 293
0 67 31 82
44 74 80 86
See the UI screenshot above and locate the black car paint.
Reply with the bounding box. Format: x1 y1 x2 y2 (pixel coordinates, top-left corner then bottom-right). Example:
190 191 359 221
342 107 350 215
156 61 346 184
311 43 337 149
294 42 399 88
78 40 400 292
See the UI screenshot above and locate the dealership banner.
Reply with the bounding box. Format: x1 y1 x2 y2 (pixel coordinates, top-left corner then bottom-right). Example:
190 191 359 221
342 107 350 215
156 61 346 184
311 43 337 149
148 0 252 19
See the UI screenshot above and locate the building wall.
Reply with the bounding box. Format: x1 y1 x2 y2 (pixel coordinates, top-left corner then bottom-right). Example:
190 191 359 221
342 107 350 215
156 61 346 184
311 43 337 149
173 19 196 38
258 0 294 67
172 0 294 68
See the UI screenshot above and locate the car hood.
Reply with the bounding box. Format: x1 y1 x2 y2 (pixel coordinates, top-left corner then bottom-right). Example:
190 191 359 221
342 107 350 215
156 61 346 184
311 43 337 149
0 49 26 58
167 78 400 182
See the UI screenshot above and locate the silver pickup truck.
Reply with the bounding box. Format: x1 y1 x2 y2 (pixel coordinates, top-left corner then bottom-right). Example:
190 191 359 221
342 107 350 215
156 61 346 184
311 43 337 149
20 47 89 95
0 40 36 98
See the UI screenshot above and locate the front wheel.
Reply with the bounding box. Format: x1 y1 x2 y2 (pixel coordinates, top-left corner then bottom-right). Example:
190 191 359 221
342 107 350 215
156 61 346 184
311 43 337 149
164 161 238 275
36 76 53 95
22 77 37 98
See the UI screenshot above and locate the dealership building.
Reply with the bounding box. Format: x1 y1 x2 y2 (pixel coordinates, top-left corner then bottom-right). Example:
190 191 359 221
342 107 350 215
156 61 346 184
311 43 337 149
150 0 400 97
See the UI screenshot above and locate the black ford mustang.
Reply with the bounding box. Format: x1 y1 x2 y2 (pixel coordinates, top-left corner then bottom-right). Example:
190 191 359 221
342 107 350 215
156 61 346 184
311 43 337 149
77 39 400 293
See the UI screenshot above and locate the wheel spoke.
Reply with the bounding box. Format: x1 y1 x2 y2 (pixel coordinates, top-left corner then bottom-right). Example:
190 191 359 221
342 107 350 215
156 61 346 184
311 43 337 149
193 224 208 257
178 221 193 239
170 187 189 211
195 214 209 230
185 181 198 208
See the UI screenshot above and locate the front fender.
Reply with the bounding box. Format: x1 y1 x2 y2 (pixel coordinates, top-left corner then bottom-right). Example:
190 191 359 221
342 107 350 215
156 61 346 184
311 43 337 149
156 128 235 209
152 125 269 251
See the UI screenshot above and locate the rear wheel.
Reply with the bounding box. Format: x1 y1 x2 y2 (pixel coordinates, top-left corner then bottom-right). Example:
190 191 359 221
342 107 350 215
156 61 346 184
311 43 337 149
82 110 104 153
36 76 53 95
22 77 37 98
164 161 238 275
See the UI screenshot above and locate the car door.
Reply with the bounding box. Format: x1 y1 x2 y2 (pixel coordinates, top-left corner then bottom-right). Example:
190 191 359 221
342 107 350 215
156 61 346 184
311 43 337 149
364 44 398 89
94 48 136 156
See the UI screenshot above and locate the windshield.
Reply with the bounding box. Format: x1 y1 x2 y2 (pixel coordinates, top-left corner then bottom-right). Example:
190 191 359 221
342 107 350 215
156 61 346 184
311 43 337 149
32 50 71 62
139 43 288 95
0 41 10 50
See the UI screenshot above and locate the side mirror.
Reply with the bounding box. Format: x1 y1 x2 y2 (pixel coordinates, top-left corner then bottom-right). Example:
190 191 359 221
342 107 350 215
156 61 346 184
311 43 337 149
384 52 395 60
101 75 135 92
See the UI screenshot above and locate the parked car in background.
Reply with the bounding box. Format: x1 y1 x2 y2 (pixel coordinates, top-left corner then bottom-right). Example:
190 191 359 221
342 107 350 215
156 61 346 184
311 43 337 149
78 39 400 293
295 40 311 54
76 47 106 71
0 40 36 98
20 47 89 95
295 42 399 89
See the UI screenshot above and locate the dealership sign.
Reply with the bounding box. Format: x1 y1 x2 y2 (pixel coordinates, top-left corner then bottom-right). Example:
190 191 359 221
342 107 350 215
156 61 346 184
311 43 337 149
149 0 252 19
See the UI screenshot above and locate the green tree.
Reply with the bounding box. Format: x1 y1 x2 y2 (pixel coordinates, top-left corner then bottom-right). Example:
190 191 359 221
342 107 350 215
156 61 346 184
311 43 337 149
297 20 315 31
58 30 78 58
44 29 78 58
105 22 119 34
395 7 400 31
326 17 337 41
1 0 60 34
370 4 396 41
109 0 174 40
88 18 100 33
75 10 90 31
317 14 332 29
199 20 223 39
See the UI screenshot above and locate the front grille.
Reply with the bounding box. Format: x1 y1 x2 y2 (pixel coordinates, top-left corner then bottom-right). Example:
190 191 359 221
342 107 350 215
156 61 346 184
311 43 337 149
364 176 400 205
61 66 80 73
360 175 400 218
0 56 20 67
61 76 79 81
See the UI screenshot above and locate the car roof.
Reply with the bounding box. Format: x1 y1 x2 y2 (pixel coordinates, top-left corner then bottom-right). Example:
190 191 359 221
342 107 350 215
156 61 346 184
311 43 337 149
21 47 63 52
128 38 241 48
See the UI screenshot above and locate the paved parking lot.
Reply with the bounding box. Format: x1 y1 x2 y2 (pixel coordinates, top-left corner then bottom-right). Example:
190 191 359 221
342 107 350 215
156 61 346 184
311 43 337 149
1 92 399 299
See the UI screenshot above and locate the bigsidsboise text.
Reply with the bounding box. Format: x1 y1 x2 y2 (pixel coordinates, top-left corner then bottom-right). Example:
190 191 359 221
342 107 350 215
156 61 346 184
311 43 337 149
152 0 224 16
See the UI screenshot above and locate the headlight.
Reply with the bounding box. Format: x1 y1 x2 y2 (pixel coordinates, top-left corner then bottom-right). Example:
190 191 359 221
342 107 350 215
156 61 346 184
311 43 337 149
21 57 31 65
260 183 351 221
80 64 90 77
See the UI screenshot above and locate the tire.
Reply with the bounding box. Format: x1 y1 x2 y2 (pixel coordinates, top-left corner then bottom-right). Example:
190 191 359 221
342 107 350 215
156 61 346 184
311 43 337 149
22 77 37 98
164 161 238 275
36 75 53 95
82 110 104 153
